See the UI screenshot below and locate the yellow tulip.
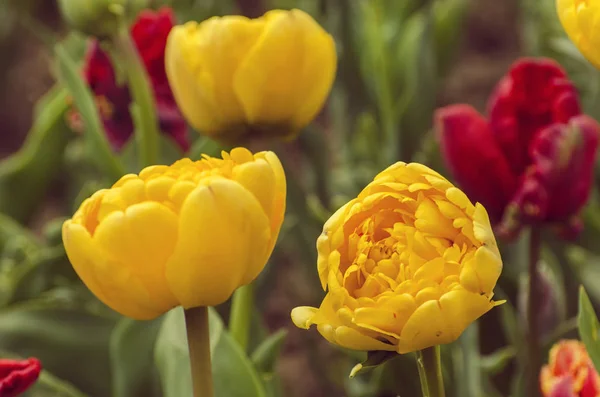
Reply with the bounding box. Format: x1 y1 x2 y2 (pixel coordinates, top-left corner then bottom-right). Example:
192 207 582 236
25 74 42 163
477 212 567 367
62 147 286 320
291 162 503 354
557 0 600 68
165 9 337 143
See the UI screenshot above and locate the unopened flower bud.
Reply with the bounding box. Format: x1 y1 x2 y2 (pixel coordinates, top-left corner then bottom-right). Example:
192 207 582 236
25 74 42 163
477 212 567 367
58 0 149 38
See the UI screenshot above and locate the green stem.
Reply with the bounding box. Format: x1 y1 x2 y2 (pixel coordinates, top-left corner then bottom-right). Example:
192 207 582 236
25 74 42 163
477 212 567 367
229 283 255 352
113 23 160 169
457 323 481 397
416 346 446 397
527 228 542 397
184 306 214 397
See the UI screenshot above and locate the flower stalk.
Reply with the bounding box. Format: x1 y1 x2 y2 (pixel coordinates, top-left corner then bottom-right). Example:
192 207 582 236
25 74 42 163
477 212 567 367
416 346 445 397
113 20 160 168
184 306 214 397
527 228 542 397
229 283 255 351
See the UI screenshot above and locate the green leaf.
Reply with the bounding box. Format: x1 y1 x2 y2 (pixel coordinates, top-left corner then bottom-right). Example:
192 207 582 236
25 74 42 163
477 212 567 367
155 308 267 397
250 329 287 375
0 302 117 396
480 347 517 376
110 317 164 397
578 286 600 371
0 86 73 222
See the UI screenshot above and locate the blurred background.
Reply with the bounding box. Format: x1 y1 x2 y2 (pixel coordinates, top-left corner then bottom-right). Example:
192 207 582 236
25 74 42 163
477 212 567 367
2 0 599 396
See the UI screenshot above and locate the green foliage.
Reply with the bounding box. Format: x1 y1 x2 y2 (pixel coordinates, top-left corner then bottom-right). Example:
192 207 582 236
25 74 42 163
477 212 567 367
155 308 267 397
578 287 600 371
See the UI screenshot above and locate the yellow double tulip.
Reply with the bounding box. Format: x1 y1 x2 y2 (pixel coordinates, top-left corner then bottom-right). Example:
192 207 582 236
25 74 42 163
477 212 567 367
62 148 286 320
557 0 600 68
292 162 503 354
165 9 337 143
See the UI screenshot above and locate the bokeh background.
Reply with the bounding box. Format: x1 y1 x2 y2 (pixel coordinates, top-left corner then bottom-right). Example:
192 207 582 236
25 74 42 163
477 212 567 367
2 0 599 396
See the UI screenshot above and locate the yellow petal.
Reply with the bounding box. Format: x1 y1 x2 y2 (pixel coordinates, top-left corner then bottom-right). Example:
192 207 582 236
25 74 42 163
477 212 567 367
233 9 336 132
399 300 454 353
165 177 271 307
62 221 164 320
438 289 494 339
291 306 319 329
165 23 222 134
92 202 180 313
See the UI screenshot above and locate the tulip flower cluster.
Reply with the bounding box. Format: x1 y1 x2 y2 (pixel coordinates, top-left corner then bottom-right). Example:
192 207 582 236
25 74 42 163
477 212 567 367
69 8 189 152
541 340 600 397
436 58 600 239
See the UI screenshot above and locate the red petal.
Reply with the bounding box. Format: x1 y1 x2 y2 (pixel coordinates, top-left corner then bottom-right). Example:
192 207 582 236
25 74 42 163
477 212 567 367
0 358 42 397
539 116 600 221
435 104 518 223
547 376 578 397
487 58 582 175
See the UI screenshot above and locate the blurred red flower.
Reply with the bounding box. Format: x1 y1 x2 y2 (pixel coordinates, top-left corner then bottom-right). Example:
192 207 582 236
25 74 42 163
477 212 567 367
0 357 42 397
541 340 600 397
69 7 189 152
435 58 599 239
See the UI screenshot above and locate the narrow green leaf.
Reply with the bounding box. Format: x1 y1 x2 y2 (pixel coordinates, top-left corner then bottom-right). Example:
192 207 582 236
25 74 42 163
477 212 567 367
0 86 72 222
0 303 116 396
480 347 517 376
250 329 287 375
578 286 600 371
54 42 125 181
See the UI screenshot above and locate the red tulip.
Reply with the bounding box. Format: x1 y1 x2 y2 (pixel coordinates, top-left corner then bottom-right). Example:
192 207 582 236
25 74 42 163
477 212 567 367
436 58 599 239
69 7 189 152
541 340 600 397
0 357 42 397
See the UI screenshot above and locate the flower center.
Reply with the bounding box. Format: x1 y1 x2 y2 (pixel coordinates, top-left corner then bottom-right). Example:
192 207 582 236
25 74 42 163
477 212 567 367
340 194 479 306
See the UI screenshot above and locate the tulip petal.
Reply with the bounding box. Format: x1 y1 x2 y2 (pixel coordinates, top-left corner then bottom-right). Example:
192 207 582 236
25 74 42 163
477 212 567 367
398 300 454 353
438 289 494 339
62 221 164 320
166 18 265 135
93 201 180 312
255 151 287 243
233 9 336 131
165 177 271 307
435 104 517 223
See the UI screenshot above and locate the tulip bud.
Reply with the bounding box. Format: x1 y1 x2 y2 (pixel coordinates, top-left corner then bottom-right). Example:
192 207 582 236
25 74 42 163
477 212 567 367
165 9 337 144
501 116 600 238
541 340 600 397
62 147 286 320
58 0 149 38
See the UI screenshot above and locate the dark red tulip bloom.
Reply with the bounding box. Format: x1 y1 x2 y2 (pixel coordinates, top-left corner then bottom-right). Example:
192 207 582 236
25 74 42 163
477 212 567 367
70 7 189 152
0 357 42 397
436 58 599 239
